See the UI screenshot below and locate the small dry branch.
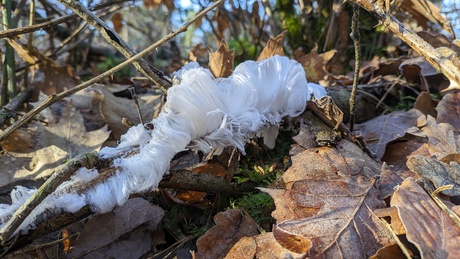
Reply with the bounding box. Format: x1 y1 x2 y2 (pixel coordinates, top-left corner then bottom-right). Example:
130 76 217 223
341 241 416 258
351 0 460 90
0 152 99 246
0 0 223 144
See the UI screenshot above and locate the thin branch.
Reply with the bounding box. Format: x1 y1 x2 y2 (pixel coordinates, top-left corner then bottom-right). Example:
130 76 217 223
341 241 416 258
49 4 123 58
0 0 224 148
57 0 172 91
0 0 129 39
128 87 145 125
160 169 256 194
349 3 360 131
0 152 99 246
11 0 28 26
0 85 34 128
2 0 17 106
350 0 460 91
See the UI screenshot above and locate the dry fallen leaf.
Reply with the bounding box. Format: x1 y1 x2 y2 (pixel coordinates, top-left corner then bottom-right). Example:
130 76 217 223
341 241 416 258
65 198 164 258
40 100 111 157
89 84 161 141
226 232 305 259
257 140 394 257
378 162 415 199
297 44 336 83
390 177 460 258
407 155 460 196
436 90 460 128
196 209 259 259
308 95 344 130
0 101 109 189
413 91 437 118
111 12 124 33
381 139 426 173
35 59 81 98
262 177 393 257
420 115 460 159
209 41 234 78
358 109 424 160
257 31 286 61
283 140 381 187
397 0 453 34
7 39 39 72
417 31 452 48
189 43 208 64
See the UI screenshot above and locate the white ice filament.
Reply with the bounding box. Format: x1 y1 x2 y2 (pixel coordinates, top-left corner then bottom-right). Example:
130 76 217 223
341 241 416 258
0 56 326 235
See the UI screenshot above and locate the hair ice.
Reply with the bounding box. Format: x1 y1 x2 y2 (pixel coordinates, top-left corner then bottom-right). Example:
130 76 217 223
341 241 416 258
0 56 326 235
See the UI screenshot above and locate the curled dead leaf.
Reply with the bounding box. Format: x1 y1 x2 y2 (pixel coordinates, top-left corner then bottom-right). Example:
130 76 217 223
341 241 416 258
257 31 286 61
196 209 259 259
390 178 460 258
209 41 234 78
297 45 336 83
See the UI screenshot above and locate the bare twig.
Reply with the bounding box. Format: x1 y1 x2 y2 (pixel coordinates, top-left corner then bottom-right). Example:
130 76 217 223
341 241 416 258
57 0 172 91
0 0 223 144
11 0 27 26
128 87 144 125
350 0 460 91
0 0 129 39
50 4 123 58
0 85 34 128
160 169 255 194
0 152 99 246
1 0 17 106
349 3 360 131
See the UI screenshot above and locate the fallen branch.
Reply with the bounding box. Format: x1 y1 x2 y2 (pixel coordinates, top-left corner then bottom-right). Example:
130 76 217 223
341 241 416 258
351 0 460 90
0 0 223 144
0 0 129 39
57 0 173 91
0 153 99 246
0 85 33 128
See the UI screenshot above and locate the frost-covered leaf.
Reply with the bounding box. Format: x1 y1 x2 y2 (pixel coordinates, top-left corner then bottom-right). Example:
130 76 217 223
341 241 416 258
226 232 305 259
258 140 394 257
407 156 460 196
390 178 460 258
209 41 234 78
196 209 259 259
66 198 164 258
421 115 460 159
358 109 424 160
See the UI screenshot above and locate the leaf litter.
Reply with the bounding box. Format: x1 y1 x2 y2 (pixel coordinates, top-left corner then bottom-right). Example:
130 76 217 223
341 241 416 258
2 5 460 258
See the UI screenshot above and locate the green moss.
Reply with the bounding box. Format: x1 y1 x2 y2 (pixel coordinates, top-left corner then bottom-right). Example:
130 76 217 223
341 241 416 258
230 192 275 230
96 56 132 79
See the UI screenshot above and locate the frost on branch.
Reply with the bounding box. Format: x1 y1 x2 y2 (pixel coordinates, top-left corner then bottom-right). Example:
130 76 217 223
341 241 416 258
0 56 326 236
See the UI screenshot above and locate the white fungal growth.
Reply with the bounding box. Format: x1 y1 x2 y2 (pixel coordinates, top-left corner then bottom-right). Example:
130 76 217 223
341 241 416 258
0 56 326 235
